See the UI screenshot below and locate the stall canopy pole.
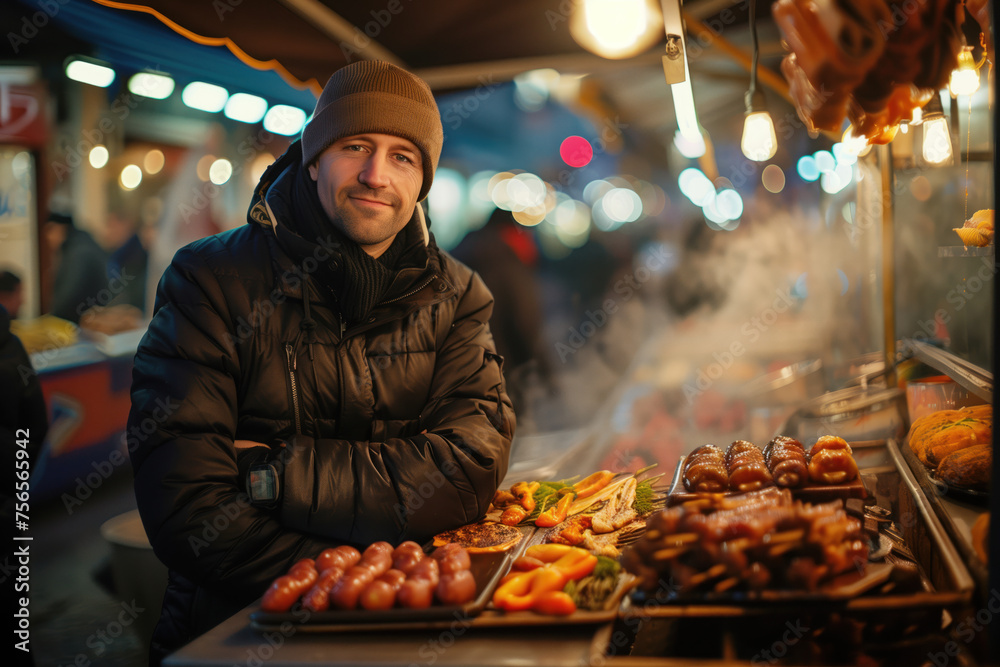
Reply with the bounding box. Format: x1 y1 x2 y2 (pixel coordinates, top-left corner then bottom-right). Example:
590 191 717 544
878 143 896 388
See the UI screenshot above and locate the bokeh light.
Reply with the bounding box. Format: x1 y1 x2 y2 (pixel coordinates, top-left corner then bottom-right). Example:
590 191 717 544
120 164 142 190
89 145 109 169
560 135 594 168
796 155 819 182
761 164 785 193
209 158 233 185
143 149 165 174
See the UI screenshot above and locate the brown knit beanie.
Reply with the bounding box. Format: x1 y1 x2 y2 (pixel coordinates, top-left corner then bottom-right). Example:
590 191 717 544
301 60 443 201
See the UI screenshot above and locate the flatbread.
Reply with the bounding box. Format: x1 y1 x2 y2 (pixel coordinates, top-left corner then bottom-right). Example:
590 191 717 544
432 521 522 553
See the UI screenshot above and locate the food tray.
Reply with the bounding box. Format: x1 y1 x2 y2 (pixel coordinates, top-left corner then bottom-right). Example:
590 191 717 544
250 526 533 633
624 439 973 619
470 524 640 627
665 454 869 506
899 435 990 590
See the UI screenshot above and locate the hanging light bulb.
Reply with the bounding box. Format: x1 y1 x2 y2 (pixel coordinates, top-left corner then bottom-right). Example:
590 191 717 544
742 106 777 161
740 0 777 162
948 47 980 96
920 94 952 166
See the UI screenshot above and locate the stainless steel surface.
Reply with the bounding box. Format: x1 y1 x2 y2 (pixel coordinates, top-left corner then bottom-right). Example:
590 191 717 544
879 144 897 389
905 338 993 403
885 439 975 594
741 358 825 407
164 603 606 667
782 385 906 443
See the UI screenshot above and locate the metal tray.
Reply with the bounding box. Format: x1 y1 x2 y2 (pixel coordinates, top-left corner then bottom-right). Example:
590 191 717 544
898 435 990 591
469 521 641 628
621 440 973 618
665 453 869 506
249 527 533 633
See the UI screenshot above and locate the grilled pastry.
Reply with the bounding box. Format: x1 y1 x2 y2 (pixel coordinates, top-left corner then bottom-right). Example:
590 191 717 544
908 404 992 467
726 440 774 493
764 436 809 489
807 436 859 485
683 444 729 493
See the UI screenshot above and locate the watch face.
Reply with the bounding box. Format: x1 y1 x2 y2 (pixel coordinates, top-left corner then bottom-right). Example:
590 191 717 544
249 467 278 501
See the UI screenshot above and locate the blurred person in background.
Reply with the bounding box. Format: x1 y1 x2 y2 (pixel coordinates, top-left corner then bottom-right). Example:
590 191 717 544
128 61 514 664
106 214 156 313
44 212 109 324
451 207 552 416
0 269 24 318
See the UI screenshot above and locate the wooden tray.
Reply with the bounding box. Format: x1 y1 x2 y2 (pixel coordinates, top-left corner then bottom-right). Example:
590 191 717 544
666 454 869 506
250 526 533 633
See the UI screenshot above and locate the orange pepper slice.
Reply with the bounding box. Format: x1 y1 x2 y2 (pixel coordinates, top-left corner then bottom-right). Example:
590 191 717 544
492 566 568 612
535 493 575 527
573 470 616 499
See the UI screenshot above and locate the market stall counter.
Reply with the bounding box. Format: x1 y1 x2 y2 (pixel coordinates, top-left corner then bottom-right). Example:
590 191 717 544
163 604 609 667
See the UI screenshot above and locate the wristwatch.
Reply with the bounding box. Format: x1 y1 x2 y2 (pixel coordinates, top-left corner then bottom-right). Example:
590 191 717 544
247 460 281 508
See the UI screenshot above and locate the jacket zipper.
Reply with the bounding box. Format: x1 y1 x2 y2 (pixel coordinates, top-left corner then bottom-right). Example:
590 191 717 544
379 276 437 307
285 343 303 435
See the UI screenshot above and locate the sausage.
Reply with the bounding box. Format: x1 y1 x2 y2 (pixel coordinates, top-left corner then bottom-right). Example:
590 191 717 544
726 440 774 492
360 542 394 577
359 581 396 610
301 566 345 612
329 565 375 610
316 545 361 573
409 557 440 586
260 558 318 613
392 541 424 559
763 436 808 488
683 444 729 492
397 578 435 609
358 569 407 610
392 545 425 574
435 569 477 606
431 544 471 574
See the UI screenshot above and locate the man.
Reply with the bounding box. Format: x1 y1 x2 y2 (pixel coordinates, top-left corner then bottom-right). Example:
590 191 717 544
128 61 514 662
44 212 109 323
0 270 24 318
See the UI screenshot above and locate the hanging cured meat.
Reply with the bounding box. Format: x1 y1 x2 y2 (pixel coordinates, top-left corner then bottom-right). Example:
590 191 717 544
772 0 967 143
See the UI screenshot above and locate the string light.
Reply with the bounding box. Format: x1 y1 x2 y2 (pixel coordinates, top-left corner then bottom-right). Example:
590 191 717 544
740 0 777 161
948 47 980 97
920 94 952 166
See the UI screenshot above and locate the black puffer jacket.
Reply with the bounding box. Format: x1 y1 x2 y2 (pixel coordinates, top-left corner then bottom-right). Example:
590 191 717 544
128 144 514 660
